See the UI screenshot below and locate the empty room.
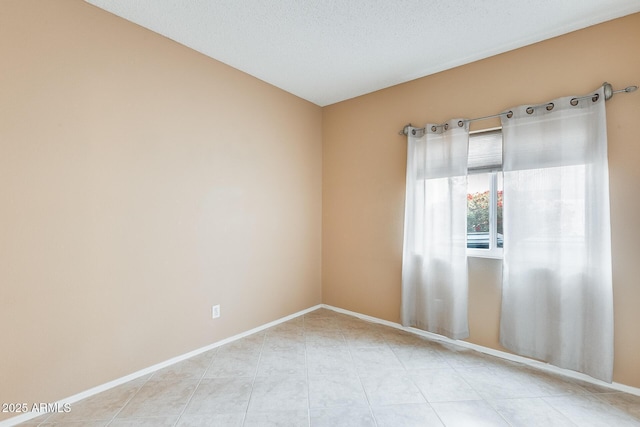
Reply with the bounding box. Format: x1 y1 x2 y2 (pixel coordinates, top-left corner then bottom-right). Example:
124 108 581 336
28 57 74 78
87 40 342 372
2 1 640 426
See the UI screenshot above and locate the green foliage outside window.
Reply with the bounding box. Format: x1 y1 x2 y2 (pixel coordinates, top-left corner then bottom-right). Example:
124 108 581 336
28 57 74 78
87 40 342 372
467 190 503 233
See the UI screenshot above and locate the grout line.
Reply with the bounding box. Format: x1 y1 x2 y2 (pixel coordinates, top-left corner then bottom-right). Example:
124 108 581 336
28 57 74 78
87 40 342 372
0 305 322 427
242 331 266 426
171 349 219 427
7 304 640 426
321 304 640 398
337 319 379 427
103 373 155 426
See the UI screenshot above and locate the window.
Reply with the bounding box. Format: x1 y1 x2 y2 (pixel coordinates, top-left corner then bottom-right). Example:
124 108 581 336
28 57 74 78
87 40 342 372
467 129 503 258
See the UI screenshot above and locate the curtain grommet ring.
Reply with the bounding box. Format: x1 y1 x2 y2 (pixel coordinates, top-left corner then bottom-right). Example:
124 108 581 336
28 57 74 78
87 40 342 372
444 123 449 130
546 103 554 111
458 120 464 127
592 93 600 102
570 98 579 106
411 128 417 136
506 111 513 119
526 107 534 115
431 125 437 132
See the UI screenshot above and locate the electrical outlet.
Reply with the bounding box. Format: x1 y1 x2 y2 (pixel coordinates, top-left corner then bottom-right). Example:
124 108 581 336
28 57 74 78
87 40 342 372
212 304 220 319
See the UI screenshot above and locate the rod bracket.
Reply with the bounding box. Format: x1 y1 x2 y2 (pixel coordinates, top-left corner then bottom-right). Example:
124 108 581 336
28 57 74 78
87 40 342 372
399 124 412 136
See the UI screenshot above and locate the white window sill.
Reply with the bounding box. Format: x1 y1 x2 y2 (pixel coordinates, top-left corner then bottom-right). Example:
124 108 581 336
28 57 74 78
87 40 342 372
467 249 503 259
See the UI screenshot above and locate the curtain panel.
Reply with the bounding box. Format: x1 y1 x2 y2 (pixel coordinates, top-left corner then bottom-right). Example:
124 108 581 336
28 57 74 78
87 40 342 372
401 120 470 340
499 86 614 382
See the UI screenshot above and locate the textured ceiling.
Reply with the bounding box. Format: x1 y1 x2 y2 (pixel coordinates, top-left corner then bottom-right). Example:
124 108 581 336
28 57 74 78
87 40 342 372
84 0 640 106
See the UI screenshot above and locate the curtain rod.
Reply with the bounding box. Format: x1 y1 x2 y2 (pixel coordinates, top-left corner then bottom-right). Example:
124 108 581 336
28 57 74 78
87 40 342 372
398 82 638 136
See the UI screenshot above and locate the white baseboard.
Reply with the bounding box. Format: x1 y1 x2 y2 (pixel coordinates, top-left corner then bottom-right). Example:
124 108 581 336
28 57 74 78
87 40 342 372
5 302 638 426
321 303 640 397
0 304 323 427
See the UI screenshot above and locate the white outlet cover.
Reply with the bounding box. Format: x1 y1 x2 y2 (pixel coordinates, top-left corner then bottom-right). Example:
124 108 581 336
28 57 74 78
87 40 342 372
212 305 220 319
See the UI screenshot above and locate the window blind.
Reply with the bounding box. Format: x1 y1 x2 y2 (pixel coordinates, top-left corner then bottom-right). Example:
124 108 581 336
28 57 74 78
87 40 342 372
468 129 502 173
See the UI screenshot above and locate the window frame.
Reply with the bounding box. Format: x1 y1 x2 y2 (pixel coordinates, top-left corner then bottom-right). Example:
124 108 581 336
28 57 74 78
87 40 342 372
467 128 504 259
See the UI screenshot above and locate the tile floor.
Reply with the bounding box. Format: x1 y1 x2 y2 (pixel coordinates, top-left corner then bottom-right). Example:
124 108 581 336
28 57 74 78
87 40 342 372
19 308 640 426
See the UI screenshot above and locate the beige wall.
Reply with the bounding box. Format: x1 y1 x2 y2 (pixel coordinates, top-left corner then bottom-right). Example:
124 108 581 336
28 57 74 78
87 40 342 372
0 0 322 418
2 1 639 418
323 13 640 387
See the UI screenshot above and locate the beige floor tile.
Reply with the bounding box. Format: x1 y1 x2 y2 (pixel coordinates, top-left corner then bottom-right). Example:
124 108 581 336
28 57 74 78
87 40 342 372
151 351 216 381
371 403 444 427
343 330 388 348
595 392 640 421
309 406 375 427
15 308 640 427
339 319 380 330
349 346 405 374
303 318 341 332
108 415 178 426
439 345 511 369
392 345 450 370
304 329 346 346
217 333 265 353
45 377 148 423
175 412 245 426
43 392 130 423
263 332 306 351
411 368 481 402
247 376 308 413
115 378 198 419
359 372 426 406
308 374 369 409
183 377 252 415
266 326 305 337
306 345 355 376
566 377 620 394
204 348 260 378
430 400 510 426
543 394 640 426
456 366 542 399
488 397 576 426
39 421 108 426
515 368 593 397
304 339 349 353
270 317 304 330
379 329 429 347
243 409 308 426
256 348 306 377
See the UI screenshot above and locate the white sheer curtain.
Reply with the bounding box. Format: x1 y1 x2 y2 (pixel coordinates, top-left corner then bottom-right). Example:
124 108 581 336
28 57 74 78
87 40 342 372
500 86 614 382
402 120 469 339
